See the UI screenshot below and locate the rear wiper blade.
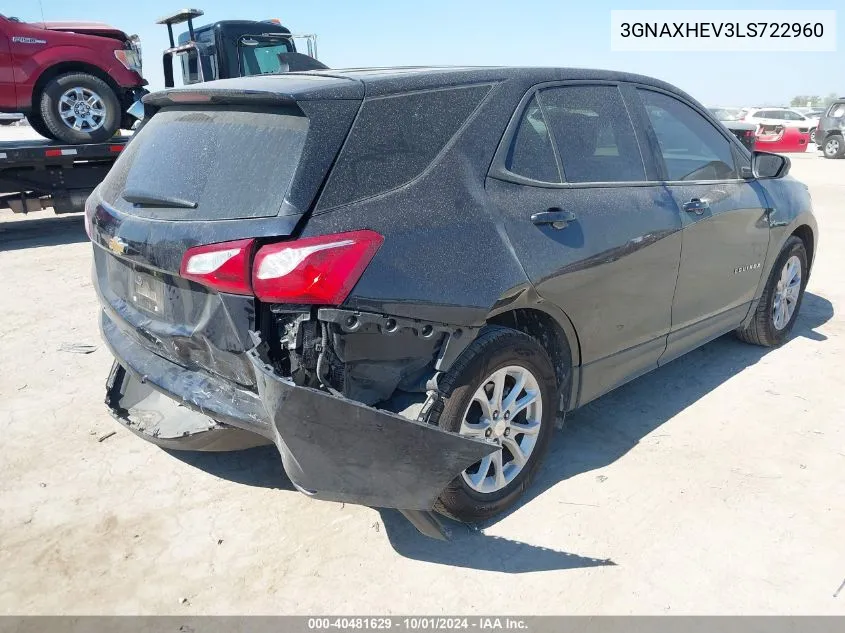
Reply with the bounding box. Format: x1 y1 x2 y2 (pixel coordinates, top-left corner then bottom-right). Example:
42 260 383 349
122 189 198 209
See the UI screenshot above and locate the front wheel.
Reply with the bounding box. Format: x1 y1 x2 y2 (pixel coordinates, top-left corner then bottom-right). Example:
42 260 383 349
735 236 808 347
809 128 817 144
40 73 121 144
429 326 558 522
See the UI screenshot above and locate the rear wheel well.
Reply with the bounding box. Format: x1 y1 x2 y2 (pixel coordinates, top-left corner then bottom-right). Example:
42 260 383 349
487 308 573 404
31 62 122 111
791 224 814 271
821 130 843 144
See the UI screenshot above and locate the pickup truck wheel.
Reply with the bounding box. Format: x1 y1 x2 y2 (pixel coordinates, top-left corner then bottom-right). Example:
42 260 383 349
429 326 557 523
40 73 121 144
26 112 52 139
735 236 807 347
822 135 844 159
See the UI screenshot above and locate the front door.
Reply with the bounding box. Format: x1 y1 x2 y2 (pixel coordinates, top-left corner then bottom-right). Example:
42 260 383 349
487 83 684 404
0 20 17 110
635 88 771 363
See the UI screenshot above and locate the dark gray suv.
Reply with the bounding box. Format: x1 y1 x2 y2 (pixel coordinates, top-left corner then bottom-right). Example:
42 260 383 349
89 67 817 536
817 99 845 158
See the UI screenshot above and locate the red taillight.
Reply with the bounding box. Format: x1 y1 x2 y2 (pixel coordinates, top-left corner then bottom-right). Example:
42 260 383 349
252 230 383 304
180 239 255 295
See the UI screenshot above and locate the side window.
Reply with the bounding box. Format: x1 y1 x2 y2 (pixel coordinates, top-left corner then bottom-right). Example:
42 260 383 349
317 84 492 209
639 89 738 181
830 103 845 118
505 95 561 183
751 111 767 119
537 85 646 183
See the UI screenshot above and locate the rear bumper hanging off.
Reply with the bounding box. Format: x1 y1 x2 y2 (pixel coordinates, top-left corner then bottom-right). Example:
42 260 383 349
102 313 495 534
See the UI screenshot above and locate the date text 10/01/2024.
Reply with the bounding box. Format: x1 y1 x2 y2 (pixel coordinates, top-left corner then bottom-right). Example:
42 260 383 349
307 617 529 630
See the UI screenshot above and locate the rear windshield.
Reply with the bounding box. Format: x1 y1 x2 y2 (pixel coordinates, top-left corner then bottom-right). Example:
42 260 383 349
100 106 308 221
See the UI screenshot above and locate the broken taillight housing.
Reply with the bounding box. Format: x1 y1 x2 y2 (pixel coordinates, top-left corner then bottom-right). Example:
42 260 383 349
180 239 255 295
253 230 383 304
178 230 383 304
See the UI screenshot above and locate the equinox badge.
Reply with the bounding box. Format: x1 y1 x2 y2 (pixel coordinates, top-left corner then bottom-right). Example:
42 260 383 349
734 262 762 274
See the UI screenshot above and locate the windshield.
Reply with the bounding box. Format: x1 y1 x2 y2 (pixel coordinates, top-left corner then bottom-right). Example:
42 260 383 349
238 39 294 76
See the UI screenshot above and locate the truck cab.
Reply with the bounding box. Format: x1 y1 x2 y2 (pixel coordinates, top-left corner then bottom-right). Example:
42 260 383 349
159 9 320 88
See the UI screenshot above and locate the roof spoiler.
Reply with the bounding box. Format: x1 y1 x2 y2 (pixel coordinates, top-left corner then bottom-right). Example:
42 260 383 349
143 88 299 108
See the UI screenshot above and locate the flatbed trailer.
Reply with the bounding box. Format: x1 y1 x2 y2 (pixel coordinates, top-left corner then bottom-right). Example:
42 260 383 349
0 137 128 214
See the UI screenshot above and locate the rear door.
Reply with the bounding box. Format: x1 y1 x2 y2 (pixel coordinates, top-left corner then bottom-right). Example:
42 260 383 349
634 88 770 363
486 82 683 404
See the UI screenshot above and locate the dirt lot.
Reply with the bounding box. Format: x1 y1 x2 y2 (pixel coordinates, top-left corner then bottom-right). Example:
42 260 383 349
0 148 843 615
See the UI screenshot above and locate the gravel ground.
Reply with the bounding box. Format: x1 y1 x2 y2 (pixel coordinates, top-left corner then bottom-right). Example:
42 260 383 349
0 148 843 615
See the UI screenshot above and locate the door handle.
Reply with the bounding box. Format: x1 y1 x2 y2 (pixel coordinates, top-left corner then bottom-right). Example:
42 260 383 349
531 208 576 229
683 198 710 215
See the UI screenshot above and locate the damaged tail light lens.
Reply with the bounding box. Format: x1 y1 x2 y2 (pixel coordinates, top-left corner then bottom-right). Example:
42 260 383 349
180 239 255 295
253 230 383 304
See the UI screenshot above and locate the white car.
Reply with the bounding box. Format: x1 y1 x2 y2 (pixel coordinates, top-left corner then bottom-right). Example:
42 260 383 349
740 107 820 143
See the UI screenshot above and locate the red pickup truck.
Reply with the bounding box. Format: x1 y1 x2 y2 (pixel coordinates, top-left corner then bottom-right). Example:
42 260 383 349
0 14 146 144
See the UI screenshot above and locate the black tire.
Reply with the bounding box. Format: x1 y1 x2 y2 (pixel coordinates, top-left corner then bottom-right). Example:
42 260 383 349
822 134 844 159
428 326 558 522
40 73 121 144
809 128 816 144
26 111 52 139
735 236 808 347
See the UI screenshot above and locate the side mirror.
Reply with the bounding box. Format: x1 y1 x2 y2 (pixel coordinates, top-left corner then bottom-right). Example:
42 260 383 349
752 151 790 179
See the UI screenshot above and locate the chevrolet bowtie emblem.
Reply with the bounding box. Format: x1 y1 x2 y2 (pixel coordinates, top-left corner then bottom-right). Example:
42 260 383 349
107 236 129 255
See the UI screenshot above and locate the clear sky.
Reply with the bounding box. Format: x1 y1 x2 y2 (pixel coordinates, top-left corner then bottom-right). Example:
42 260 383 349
12 0 843 105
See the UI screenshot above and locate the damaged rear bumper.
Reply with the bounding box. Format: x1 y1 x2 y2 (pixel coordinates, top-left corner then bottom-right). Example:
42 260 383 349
102 311 495 518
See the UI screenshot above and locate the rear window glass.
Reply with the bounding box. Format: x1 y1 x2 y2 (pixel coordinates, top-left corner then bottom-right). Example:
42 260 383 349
100 107 308 221
505 95 561 183
316 84 491 210
538 85 646 183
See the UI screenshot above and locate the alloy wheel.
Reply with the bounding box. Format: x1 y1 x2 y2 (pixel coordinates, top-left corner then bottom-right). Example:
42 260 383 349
458 365 543 494
58 87 107 132
825 138 840 156
772 255 801 330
